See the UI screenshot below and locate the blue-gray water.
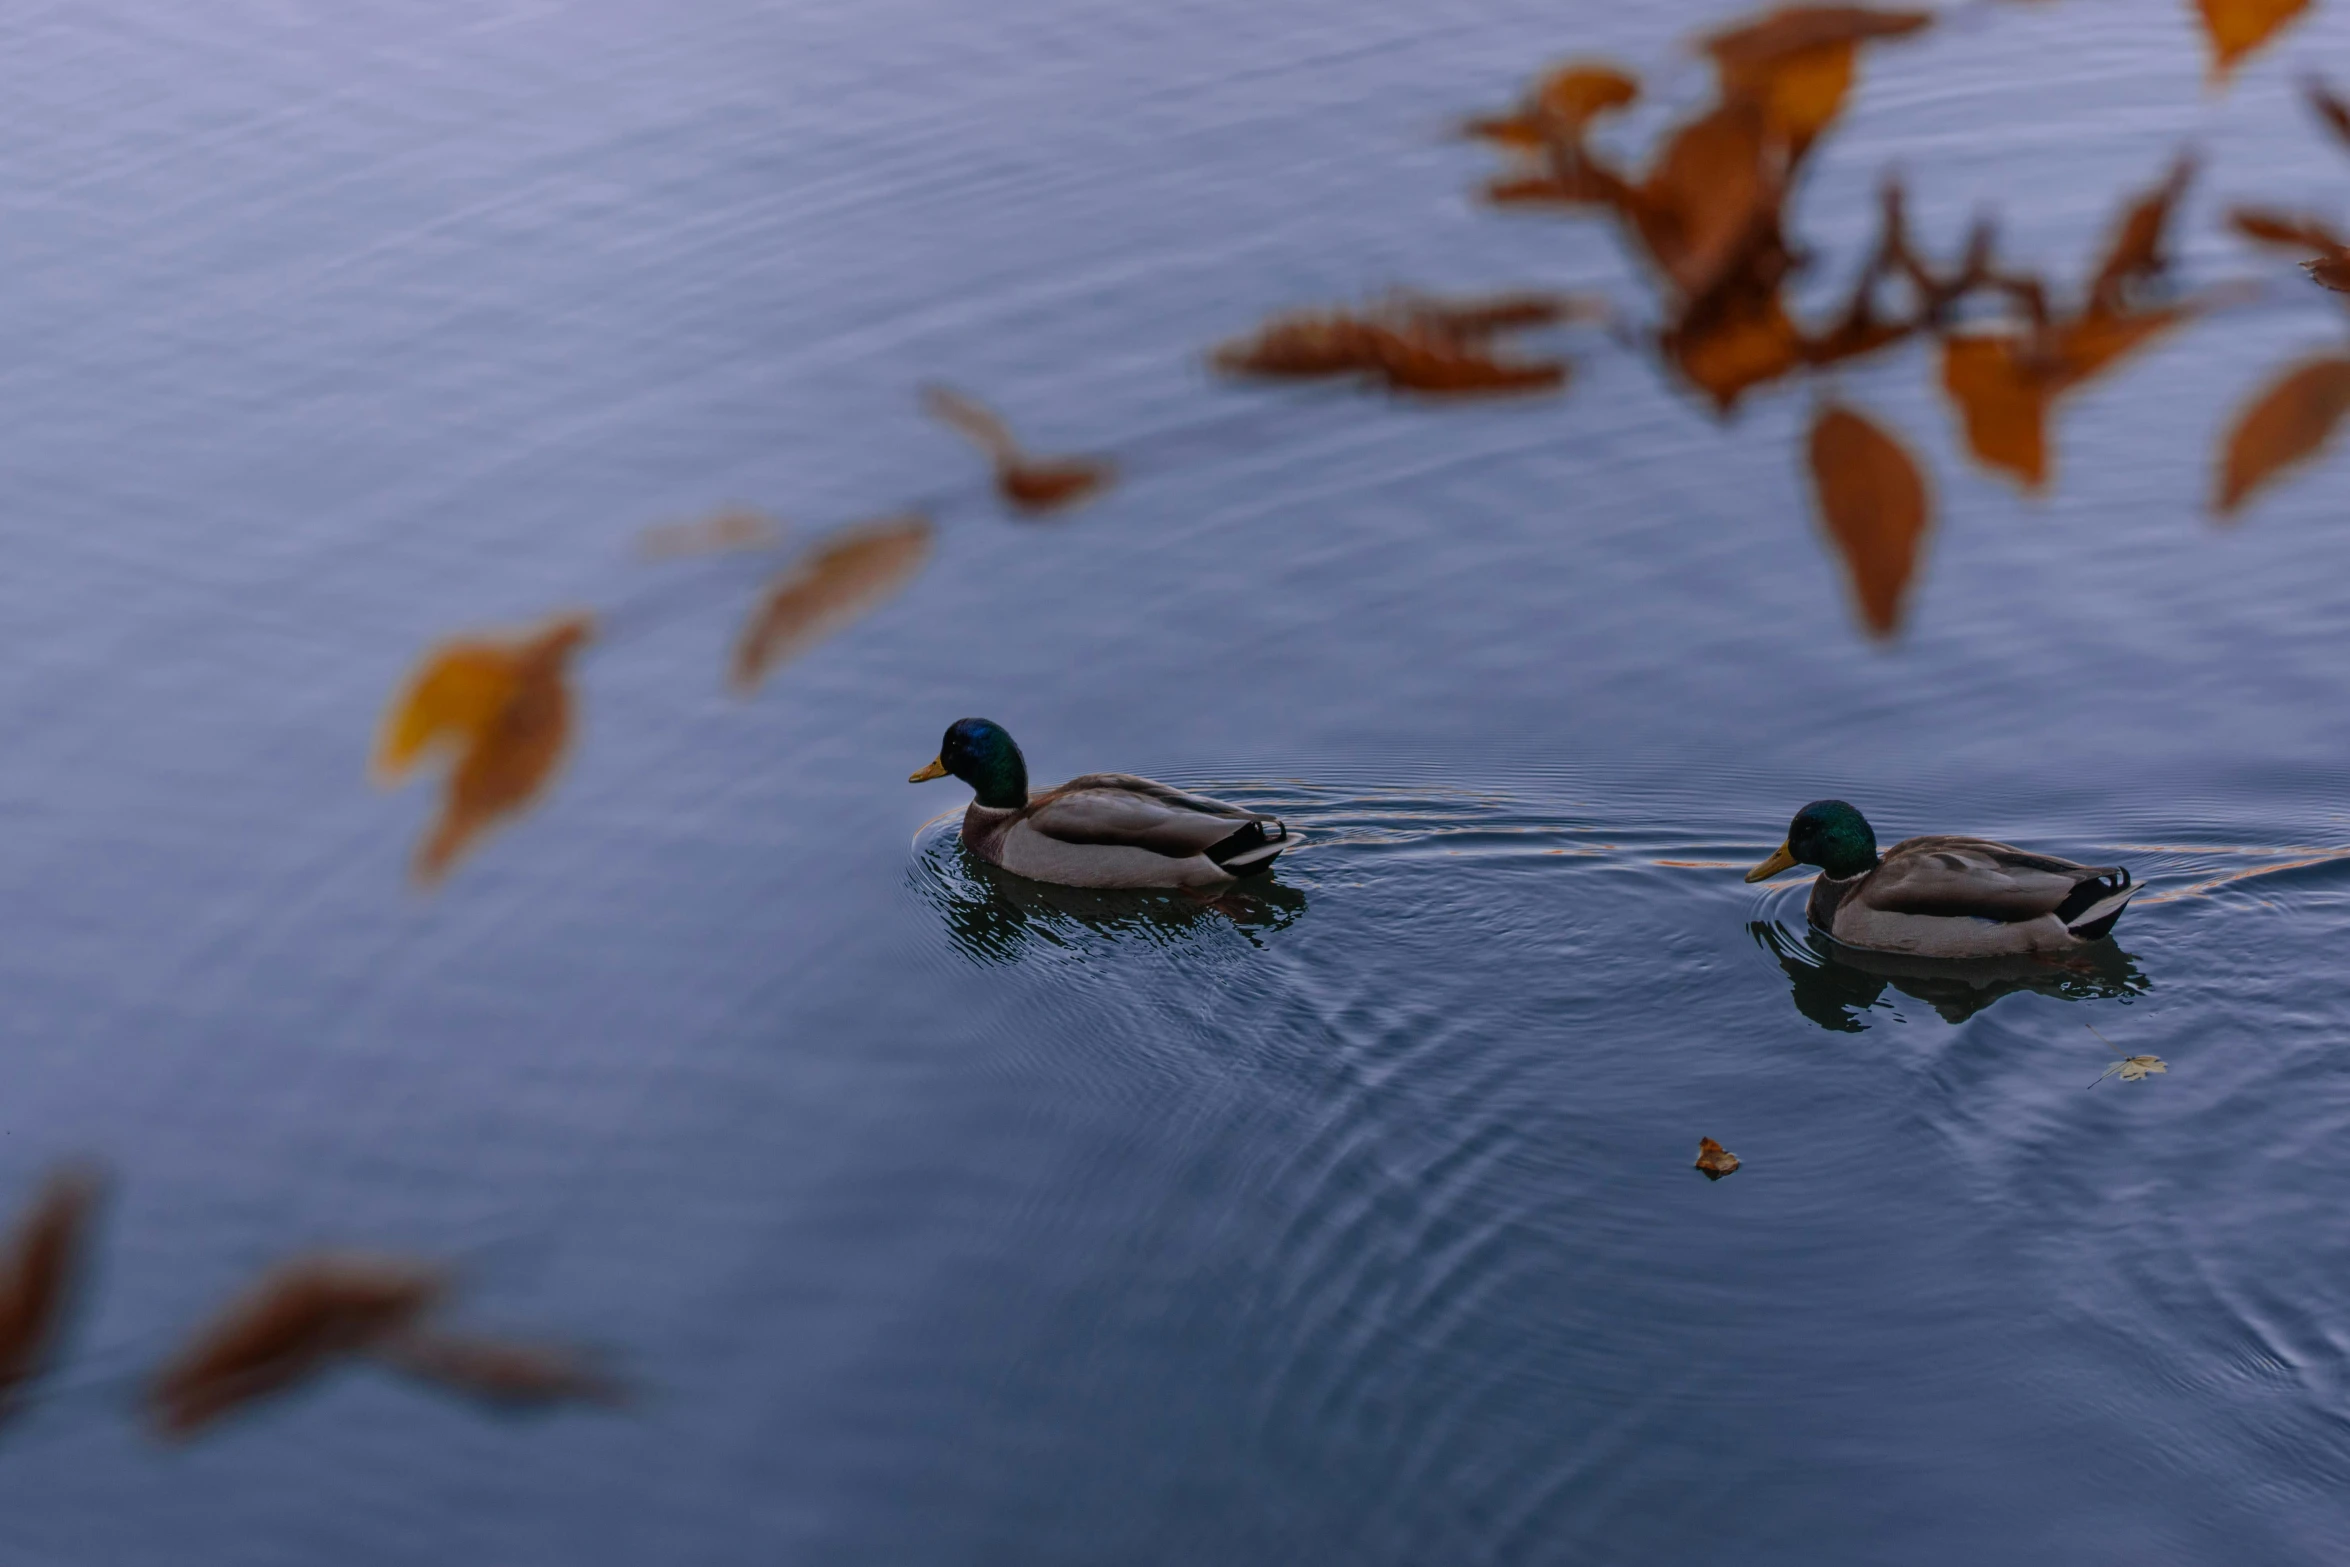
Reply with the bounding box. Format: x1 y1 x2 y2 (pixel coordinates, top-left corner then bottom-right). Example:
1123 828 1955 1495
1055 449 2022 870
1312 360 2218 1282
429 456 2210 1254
2 0 2350 1561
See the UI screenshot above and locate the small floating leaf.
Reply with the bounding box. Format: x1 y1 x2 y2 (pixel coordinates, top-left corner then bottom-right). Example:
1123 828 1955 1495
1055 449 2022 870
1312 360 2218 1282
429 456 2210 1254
2215 354 2350 518
1694 1137 1742 1180
2196 0 2310 84
732 515 935 693
150 1254 446 1439
1806 403 1932 638
0 1164 105 1427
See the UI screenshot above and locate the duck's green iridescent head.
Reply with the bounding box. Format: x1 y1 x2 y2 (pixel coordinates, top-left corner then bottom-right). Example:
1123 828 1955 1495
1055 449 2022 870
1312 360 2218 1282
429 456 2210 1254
1745 799 1880 882
909 717 1030 809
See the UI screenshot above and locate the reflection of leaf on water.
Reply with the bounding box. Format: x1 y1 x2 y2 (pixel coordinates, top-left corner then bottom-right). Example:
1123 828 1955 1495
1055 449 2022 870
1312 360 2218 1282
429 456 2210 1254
1751 921 2149 1029
2085 1024 2168 1087
0 1164 105 1429
917 835 1308 966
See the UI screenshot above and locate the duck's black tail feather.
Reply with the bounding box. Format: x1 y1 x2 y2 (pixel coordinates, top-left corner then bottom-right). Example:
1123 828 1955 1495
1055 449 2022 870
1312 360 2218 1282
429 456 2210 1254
2058 867 2136 940
1208 818 1295 875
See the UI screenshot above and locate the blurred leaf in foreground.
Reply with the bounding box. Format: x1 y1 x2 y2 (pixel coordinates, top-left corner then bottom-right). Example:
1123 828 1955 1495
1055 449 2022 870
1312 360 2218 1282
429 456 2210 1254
374 1331 622 1412
150 1254 445 1439
1694 1137 1742 1180
2305 73 2350 151
732 514 935 693
1461 60 1639 150
637 509 785 560
1806 403 1931 638
2087 153 2194 315
376 614 596 887
1699 5 1934 160
2228 206 2350 291
1939 317 2193 492
1211 297 1573 399
2215 354 2350 518
0 1164 105 1428
922 386 1116 516
2196 0 2311 84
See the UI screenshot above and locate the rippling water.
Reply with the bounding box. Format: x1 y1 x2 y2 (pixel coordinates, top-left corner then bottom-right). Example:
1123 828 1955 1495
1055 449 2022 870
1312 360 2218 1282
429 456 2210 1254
4 0 2350 1561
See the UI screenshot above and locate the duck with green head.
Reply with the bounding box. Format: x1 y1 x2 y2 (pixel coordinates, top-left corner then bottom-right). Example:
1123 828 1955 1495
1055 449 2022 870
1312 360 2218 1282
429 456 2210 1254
911 718 1296 888
1745 799 2138 957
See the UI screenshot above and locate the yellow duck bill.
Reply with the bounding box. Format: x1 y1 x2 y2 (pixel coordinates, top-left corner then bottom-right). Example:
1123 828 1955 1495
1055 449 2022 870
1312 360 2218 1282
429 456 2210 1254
1745 843 1799 882
909 757 950 783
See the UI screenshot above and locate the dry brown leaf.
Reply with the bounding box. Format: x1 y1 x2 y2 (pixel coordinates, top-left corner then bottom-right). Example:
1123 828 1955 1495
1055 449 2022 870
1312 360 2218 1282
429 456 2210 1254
1390 289 1599 340
407 615 595 887
1633 102 1780 300
1694 1137 1741 1180
1807 403 1931 637
922 386 1115 516
732 515 935 693
2197 0 2311 83
636 509 784 560
2306 74 2350 150
0 1165 104 1426
150 1254 446 1439
2088 154 2194 315
2049 305 2191 386
2215 354 2350 517
1701 8 1933 156
1942 333 2053 490
374 1330 622 1411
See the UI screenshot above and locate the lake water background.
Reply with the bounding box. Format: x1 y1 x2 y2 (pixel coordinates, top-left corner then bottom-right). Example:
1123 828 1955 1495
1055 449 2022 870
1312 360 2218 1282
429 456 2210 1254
0 0 2348 1562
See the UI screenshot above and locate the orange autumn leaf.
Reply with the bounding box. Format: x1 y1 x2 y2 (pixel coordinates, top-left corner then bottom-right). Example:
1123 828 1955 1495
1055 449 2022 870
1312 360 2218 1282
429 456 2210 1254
733 515 935 693
1942 333 2053 489
1211 311 1398 377
372 643 519 786
922 386 1115 516
1632 101 1780 300
1694 1137 1741 1180
2050 304 2191 385
1700 7 1933 157
1669 287 1805 409
2196 0 2311 83
1806 403 1932 638
1465 61 1639 146
2214 354 2350 517
150 1254 447 1439
1370 333 1569 397
0 1165 105 1428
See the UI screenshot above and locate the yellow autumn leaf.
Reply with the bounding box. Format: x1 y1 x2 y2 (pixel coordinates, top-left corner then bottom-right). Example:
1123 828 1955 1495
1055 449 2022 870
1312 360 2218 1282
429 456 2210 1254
1941 333 2053 491
372 645 518 785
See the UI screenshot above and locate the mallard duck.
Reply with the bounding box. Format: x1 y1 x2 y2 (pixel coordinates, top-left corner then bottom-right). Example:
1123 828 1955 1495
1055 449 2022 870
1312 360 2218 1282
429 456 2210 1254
910 718 1297 889
1745 800 2139 957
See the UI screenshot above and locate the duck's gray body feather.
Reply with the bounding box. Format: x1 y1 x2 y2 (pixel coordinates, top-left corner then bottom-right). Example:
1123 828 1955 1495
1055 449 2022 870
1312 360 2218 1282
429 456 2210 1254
964 773 1295 889
1809 834 2138 957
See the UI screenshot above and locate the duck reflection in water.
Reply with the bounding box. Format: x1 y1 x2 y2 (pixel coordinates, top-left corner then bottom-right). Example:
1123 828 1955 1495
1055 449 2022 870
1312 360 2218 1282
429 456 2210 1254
1750 920 2149 1030
922 837 1308 965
